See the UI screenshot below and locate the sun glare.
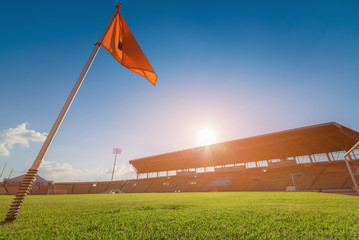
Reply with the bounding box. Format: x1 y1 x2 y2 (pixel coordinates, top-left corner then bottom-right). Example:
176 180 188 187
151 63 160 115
197 128 217 146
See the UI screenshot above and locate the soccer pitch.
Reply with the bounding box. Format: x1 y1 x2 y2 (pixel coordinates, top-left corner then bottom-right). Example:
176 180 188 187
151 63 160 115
1 192 358 239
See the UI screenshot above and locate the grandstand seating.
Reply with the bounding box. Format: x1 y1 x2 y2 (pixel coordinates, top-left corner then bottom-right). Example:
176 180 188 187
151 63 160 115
52 181 128 194
316 174 350 190
2 159 359 195
145 177 173 192
229 180 250 191
30 185 50 195
105 180 124 190
3 122 359 195
186 182 204 192
5 185 20 195
89 182 110 194
72 183 93 194
122 180 136 193
130 178 155 193
54 183 74 194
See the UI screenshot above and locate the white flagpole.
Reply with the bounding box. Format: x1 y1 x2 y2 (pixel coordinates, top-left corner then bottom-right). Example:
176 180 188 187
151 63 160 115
5 4 121 222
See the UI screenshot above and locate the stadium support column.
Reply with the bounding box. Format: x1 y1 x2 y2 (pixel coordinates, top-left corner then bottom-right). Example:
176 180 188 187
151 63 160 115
344 142 359 194
344 155 359 194
308 155 314 163
326 153 332 161
330 152 336 161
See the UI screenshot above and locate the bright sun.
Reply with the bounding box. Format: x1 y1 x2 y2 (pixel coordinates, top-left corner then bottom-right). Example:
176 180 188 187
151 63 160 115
197 128 217 146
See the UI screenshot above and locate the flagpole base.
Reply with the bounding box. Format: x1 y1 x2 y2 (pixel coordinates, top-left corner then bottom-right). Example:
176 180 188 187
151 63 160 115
4 169 38 222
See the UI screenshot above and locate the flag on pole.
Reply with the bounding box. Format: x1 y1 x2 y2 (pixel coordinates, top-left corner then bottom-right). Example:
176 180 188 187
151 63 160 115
101 7 157 85
4 4 157 223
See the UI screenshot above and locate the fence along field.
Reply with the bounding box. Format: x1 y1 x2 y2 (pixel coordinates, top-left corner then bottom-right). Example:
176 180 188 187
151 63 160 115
1 192 359 239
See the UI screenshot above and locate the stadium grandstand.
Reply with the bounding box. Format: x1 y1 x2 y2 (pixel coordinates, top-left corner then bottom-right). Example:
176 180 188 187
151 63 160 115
1 122 359 195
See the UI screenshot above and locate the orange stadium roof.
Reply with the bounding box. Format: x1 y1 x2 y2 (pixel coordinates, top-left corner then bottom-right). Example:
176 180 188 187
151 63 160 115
129 122 359 173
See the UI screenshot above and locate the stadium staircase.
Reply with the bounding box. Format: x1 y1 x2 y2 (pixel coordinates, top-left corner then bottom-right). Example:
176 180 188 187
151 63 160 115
122 180 136 193
119 180 128 191
5 168 38 222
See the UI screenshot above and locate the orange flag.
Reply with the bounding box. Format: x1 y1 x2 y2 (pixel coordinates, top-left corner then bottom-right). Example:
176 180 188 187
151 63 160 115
101 10 157 85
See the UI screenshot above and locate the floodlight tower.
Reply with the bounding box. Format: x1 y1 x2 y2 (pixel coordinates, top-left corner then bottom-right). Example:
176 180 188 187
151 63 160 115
111 148 122 181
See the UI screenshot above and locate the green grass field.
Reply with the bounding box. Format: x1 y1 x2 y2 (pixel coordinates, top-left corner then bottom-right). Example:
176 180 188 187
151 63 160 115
0 192 358 239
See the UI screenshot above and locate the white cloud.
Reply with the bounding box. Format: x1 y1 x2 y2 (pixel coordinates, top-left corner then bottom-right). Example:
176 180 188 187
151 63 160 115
0 123 47 156
38 160 136 182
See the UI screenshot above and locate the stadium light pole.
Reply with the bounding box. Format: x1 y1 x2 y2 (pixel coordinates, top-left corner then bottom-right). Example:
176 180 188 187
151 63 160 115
4 5 121 222
111 148 122 181
344 142 359 194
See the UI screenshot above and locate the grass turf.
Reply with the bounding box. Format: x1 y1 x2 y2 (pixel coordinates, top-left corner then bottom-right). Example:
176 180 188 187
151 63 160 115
0 192 358 239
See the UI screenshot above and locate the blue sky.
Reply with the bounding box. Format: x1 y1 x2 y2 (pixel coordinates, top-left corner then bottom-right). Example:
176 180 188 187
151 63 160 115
1 0 359 181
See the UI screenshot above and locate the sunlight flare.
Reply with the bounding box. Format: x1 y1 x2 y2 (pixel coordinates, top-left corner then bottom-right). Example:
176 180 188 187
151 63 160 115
197 127 217 146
